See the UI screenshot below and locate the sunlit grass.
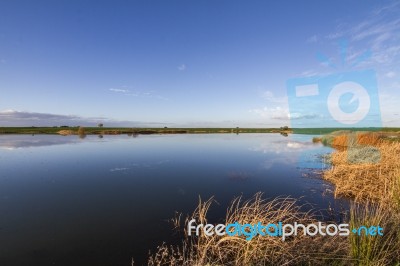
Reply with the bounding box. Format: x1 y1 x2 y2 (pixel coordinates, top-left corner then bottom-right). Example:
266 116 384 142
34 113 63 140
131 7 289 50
349 202 400 266
323 131 400 266
148 194 349 266
324 138 400 203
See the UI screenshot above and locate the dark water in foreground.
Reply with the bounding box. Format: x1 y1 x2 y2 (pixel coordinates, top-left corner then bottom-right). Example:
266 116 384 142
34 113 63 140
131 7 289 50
0 134 346 266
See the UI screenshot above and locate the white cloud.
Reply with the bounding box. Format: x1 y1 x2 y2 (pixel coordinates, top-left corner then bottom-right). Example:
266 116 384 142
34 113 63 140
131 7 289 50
288 113 320 120
0 135 81 149
379 93 400 126
261 90 287 104
0 110 88 126
250 90 290 125
249 106 289 121
178 64 186 71
0 109 171 127
108 87 168 100
109 167 130 172
249 139 322 167
109 88 130 93
299 69 320 77
385 71 396 78
306 35 318 43
372 1 400 15
326 2 400 67
1 109 16 113
326 32 343 40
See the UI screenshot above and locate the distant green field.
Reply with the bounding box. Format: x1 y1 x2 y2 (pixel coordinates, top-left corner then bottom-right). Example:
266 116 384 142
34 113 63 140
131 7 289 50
0 127 286 135
291 127 400 134
0 127 399 135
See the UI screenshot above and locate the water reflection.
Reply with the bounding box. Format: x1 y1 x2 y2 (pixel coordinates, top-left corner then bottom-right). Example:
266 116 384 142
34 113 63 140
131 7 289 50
0 134 140 149
249 135 331 170
0 134 342 266
0 135 80 149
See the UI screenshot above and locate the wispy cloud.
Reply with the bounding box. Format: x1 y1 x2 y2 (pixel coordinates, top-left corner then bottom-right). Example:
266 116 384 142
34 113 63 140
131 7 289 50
178 64 186 71
0 109 82 121
0 135 81 150
379 93 400 126
0 110 102 126
326 32 343 40
298 69 321 77
372 1 400 15
306 35 318 43
0 110 171 127
326 2 400 67
249 90 290 124
109 88 129 93
261 90 287 104
108 86 168 100
385 71 396 78
288 113 320 120
249 106 289 121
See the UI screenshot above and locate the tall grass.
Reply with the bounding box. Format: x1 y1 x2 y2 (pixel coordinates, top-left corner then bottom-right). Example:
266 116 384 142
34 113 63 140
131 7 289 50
356 132 381 146
324 140 400 203
148 193 348 266
77 126 85 135
317 131 383 148
349 202 400 266
323 131 400 265
318 130 353 146
331 132 381 148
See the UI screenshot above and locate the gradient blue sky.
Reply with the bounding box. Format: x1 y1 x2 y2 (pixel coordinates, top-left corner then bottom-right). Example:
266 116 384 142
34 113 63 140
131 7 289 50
0 0 399 127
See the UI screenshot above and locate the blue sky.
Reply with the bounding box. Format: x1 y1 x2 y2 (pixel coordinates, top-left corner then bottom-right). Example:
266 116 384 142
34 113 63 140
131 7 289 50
0 0 399 127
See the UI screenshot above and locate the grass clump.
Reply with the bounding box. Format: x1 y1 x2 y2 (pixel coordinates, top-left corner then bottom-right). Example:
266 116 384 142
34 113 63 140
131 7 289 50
349 202 400 266
347 146 381 164
322 131 400 265
312 137 322 143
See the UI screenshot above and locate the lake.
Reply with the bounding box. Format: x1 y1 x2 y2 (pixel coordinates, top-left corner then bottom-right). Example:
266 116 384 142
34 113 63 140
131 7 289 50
0 133 347 266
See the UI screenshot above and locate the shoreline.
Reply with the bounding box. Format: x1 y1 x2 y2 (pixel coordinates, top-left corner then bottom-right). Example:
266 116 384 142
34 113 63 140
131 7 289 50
0 127 399 136
0 127 291 135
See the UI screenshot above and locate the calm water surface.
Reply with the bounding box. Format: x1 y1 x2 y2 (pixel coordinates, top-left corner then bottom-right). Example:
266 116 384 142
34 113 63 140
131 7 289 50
0 134 346 266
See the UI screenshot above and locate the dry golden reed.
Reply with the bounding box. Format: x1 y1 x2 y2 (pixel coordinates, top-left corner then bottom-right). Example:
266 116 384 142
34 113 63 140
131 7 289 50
324 140 400 205
148 193 349 266
332 134 349 147
356 132 381 146
349 202 400 266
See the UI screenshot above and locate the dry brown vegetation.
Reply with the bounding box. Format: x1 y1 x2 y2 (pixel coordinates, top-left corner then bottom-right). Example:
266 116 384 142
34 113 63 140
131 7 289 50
312 137 322 143
148 194 349 266
57 129 75 135
356 133 381 146
323 132 400 265
324 133 400 205
349 202 400 266
329 132 382 148
57 127 88 137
